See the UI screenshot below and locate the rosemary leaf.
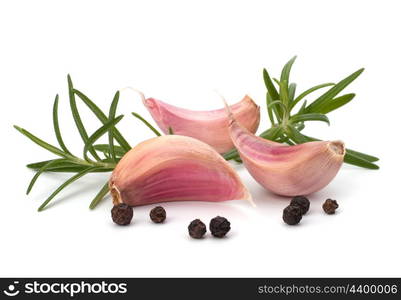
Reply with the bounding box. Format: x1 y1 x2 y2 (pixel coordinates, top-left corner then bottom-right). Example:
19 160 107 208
53 95 72 155
27 160 87 170
294 122 305 131
284 137 295 145
266 92 281 123
108 91 120 162
131 112 161 136
259 126 282 140
267 100 287 111
345 149 379 162
168 127 174 134
290 113 330 126
279 79 290 107
89 182 110 209
73 89 131 152
27 160 54 169
316 93 355 114
344 153 379 170
306 68 364 113
223 151 239 160
68 75 101 161
14 126 68 158
83 115 124 162
233 157 243 163
297 100 308 114
27 159 113 173
291 83 335 111
288 83 297 102
263 68 280 100
222 148 237 160
93 144 126 157
26 159 67 195
280 56 297 91
285 125 309 143
224 153 240 161
266 93 275 125
46 167 113 173
223 154 237 161
38 166 98 211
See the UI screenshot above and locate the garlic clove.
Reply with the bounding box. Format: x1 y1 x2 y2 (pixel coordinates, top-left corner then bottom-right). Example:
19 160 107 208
226 102 345 196
110 135 251 206
138 91 260 153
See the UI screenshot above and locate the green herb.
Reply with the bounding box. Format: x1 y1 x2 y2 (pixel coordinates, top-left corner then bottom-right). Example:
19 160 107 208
15 75 160 211
131 112 162 136
224 57 379 169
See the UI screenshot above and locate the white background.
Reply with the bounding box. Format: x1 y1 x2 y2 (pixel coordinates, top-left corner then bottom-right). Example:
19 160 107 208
1 0 400 277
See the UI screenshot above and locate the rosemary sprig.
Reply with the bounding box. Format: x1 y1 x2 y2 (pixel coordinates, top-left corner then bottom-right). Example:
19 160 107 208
15 75 161 211
224 57 380 169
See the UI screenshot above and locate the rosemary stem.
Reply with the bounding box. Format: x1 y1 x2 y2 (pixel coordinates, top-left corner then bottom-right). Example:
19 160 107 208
67 155 116 169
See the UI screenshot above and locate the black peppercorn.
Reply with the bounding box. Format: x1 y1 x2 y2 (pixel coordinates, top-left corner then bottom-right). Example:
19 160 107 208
323 199 339 214
188 219 206 239
111 203 133 225
282 205 302 225
149 206 166 223
209 216 231 238
290 195 310 215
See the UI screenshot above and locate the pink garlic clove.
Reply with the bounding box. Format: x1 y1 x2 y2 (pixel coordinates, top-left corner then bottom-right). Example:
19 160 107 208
138 92 260 153
110 135 251 206
225 103 345 196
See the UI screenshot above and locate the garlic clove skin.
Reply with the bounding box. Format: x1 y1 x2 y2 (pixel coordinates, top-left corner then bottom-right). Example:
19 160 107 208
141 94 260 153
227 108 345 196
110 135 251 206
